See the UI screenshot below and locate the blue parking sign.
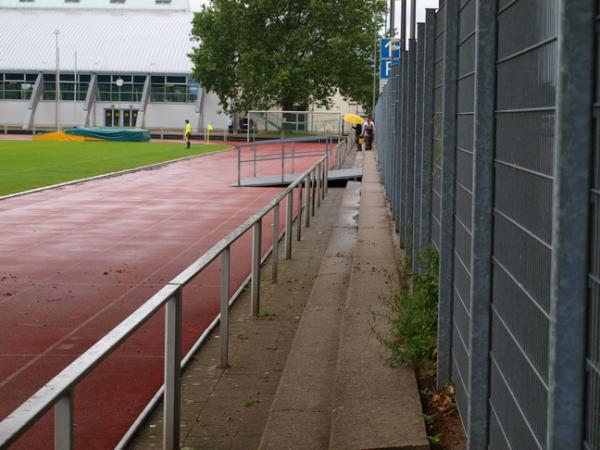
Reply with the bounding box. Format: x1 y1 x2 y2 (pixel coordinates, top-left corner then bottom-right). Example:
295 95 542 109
380 60 392 79
380 38 401 59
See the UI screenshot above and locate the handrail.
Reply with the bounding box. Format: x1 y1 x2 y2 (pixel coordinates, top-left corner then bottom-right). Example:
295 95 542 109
237 134 329 147
236 135 335 185
0 151 330 450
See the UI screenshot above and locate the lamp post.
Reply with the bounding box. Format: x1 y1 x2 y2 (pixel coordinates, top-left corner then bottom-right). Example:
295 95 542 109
116 78 124 127
54 30 61 131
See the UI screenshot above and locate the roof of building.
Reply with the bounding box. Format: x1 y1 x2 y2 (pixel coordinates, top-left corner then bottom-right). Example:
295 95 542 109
0 8 195 74
0 0 190 11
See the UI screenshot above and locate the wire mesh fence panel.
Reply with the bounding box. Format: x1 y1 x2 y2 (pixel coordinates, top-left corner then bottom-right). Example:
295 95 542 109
450 0 475 430
489 0 558 447
246 111 342 140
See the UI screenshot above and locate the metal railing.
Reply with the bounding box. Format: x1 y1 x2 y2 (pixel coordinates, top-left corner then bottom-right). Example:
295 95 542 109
0 152 330 450
236 135 334 185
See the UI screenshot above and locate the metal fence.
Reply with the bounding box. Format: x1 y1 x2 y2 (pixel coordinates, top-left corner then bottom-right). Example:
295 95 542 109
0 151 330 450
374 0 597 448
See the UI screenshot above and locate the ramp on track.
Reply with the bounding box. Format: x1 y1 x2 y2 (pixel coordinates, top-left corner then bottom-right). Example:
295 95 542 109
236 167 362 187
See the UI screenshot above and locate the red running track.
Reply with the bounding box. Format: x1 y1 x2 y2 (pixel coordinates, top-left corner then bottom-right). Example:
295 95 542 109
0 145 326 449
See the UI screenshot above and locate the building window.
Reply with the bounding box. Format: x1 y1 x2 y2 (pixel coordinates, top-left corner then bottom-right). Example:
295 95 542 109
65 0 80 3
18 0 35 3
97 74 145 103
42 73 90 101
150 75 198 103
156 0 171 3
110 0 125 3
0 73 36 100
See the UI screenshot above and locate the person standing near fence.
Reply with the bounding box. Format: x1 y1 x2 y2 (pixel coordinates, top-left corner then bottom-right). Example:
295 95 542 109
352 122 363 151
184 119 192 149
362 116 375 150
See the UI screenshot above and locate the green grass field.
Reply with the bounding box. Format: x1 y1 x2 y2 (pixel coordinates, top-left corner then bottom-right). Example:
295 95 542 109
0 140 231 196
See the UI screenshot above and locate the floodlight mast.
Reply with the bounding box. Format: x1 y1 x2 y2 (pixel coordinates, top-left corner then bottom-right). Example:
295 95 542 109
54 30 61 132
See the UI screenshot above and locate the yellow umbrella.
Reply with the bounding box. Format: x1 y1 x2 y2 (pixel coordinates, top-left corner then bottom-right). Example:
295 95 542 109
343 114 364 125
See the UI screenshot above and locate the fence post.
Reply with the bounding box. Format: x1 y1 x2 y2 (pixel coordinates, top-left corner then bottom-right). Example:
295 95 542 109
55 390 74 450
547 2 593 448
285 192 293 258
251 219 262 317
272 203 280 283
467 0 497 445
389 62 399 219
419 9 436 254
219 247 231 368
399 49 409 241
405 38 417 260
436 0 458 391
164 288 182 450
412 23 426 270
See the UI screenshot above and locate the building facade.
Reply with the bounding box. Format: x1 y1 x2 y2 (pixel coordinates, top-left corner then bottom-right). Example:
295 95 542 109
0 0 228 132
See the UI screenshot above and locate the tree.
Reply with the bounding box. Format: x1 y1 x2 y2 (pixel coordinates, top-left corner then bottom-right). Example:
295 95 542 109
189 0 385 113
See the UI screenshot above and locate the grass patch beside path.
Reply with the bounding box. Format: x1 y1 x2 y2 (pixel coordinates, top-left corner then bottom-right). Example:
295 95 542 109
0 141 230 196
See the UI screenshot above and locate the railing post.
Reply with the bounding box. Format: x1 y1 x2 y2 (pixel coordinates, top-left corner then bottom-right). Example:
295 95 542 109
321 160 326 199
164 288 182 450
54 390 73 450
324 155 329 196
316 163 321 208
297 181 303 241
305 175 311 228
251 219 262 317
219 247 230 368
237 146 241 187
272 203 280 282
285 192 293 258
311 171 316 217
281 142 285 183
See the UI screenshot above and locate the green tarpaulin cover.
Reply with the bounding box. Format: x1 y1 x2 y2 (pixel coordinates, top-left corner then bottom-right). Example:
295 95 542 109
65 128 151 142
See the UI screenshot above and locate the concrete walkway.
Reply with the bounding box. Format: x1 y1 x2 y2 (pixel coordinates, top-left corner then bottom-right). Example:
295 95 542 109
132 186 350 449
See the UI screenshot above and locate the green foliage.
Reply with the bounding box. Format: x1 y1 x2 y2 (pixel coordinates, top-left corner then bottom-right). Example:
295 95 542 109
244 399 258 407
427 433 443 445
375 247 439 373
189 0 386 113
0 141 228 196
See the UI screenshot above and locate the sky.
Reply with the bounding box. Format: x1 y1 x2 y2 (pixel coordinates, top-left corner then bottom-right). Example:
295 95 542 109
188 0 441 31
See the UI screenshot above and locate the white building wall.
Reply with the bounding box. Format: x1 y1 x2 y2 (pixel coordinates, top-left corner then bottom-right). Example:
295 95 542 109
0 92 229 132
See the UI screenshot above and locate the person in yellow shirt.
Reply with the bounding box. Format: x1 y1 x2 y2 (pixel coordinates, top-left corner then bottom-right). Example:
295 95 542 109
184 119 192 149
